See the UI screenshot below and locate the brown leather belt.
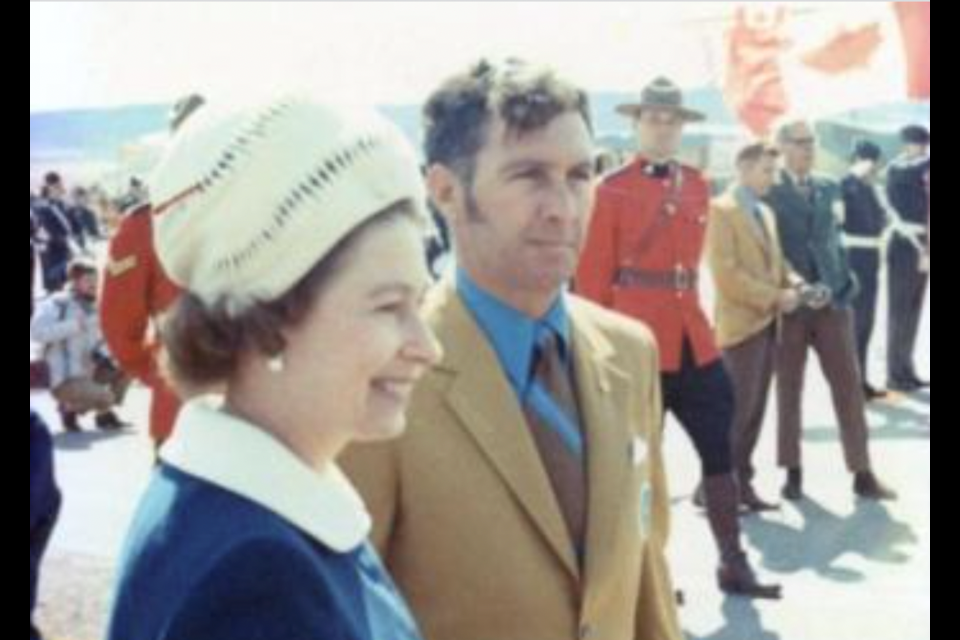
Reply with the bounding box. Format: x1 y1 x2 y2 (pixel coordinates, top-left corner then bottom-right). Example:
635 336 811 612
614 267 699 291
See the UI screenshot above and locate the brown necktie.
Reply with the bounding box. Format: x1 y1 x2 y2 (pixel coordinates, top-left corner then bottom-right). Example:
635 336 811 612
523 331 588 556
752 205 770 244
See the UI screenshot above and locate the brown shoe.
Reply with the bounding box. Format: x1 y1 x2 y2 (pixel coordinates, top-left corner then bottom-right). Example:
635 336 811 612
741 483 780 513
863 383 889 402
854 471 898 501
718 552 784 600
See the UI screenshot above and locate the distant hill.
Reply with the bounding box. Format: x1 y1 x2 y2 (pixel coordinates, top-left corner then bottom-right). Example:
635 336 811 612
27 88 736 163
30 88 928 187
30 104 169 163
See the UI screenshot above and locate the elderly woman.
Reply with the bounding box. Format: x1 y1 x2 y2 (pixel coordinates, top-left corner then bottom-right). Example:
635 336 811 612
106 97 441 640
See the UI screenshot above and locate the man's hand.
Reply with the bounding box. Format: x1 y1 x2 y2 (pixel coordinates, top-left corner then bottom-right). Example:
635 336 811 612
778 288 802 314
798 284 832 310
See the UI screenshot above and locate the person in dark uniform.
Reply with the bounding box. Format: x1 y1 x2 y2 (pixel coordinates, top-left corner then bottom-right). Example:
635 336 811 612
67 187 103 251
30 411 61 640
841 140 889 400
886 125 930 393
33 173 76 293
31 203 40 319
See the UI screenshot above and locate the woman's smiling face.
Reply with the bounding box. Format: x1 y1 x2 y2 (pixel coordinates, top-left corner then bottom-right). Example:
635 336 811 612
276 215 442 452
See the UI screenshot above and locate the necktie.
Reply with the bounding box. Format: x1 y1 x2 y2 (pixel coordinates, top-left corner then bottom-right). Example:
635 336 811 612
523 329 588 553
752 205 770 242
645 162 672 180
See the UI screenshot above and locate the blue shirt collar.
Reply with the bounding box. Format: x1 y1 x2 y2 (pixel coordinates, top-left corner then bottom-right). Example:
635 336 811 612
456 269 570 396
735 184 762 214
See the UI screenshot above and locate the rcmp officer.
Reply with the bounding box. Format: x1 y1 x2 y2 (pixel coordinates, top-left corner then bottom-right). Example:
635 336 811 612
840 140 889 400
577 77 780 598
885 125 930 392
100 194 181 444
766 119 896 503
99 94 205 446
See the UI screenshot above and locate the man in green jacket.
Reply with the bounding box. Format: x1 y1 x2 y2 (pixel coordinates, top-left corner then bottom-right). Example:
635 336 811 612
764 119 896 504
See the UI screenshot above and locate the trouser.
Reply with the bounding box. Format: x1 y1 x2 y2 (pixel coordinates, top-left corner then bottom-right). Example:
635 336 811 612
148 381 183 446
40 251 68 293
887 235 929 386
53 365 130 415
722 324 777 483
662 339 735 478
777 306 872 473
848 248 881 383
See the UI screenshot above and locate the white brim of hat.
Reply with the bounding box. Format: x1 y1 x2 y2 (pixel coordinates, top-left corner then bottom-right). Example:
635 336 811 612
615 103 706 123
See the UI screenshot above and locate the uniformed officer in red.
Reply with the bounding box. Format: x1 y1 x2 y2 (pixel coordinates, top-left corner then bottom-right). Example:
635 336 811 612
99 95 205 446
577 77 780 599
100 193 181 445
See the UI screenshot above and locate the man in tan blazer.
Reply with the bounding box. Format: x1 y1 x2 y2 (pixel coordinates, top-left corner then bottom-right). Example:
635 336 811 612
707 142 801 510
342 59 683 640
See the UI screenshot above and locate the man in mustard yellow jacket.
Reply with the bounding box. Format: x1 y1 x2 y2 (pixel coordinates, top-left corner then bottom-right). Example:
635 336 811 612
707 143 800 506
342 59 683 640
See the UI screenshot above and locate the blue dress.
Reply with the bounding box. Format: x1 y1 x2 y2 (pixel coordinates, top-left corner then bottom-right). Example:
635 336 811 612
107 464 423 640
30 411 60 640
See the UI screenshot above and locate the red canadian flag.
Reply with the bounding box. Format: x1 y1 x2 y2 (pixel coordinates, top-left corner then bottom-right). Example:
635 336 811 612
895 1 931 99
722 2 930 136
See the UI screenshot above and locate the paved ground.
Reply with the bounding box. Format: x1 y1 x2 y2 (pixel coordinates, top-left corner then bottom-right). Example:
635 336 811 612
667 388 930 640
31 286 929 640
31 388 153 640
666 278 930 640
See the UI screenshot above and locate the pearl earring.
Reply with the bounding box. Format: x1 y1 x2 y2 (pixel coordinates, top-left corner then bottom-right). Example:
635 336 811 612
267 354 285 374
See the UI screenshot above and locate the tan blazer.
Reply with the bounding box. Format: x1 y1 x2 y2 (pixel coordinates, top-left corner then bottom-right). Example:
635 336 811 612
341 281 683 640
707 190 794 349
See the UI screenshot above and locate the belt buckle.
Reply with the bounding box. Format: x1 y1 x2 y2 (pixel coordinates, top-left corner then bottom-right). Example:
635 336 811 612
675 267 692 291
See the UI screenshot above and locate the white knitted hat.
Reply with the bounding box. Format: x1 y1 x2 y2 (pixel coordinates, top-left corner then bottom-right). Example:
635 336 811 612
150 95 426 313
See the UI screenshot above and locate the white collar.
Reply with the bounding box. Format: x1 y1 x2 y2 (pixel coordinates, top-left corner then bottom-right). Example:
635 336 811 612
160 398 371 553
893 153 930 169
